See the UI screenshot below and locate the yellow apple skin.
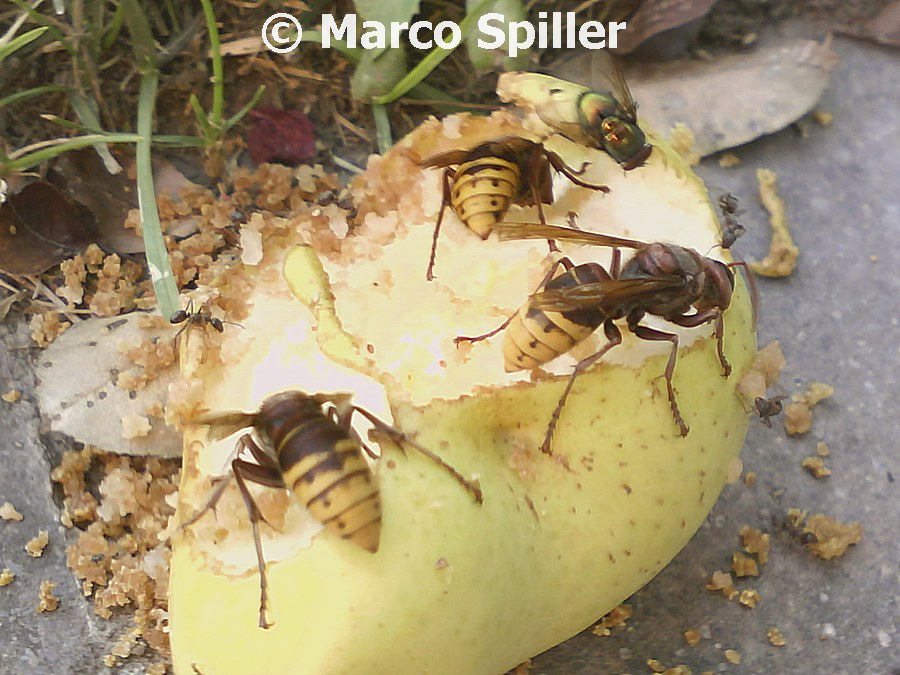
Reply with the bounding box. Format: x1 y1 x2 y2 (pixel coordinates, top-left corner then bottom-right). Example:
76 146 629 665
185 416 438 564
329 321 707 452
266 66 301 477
169 275 754 675
169 113 756 674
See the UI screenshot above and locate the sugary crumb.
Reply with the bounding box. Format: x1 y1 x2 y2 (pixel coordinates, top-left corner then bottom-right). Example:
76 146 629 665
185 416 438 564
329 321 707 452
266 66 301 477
740 526 770 564
796 382 834 406
804 513 863 559
0 568 15 586
1 389 21 403
29 311 72 347
718 153 741 168
37 579 60 612
646 659 692 674
25 530 49 557
50 447 99 527
106 626 146 663
724 649 742 664
591 603 633 636
737 341 785 402
743 471 757 487
1 501 24 521
801 456 831 478
785 508 863 558
121 412 152 440
783 403 813 434
768 627 786 646
816 442 831 456
812 111 833 126
754 342 786 386
739 589 760 608
117 331 178 393
732 552 759 577
706 570 737 600
684 629 701 647
749 169 798 277
54 449 179 663
784 382 834 435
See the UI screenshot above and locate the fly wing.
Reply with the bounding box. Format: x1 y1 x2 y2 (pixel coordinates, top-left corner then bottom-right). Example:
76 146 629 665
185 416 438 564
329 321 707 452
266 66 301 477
193 411 257 440
532 277 683 312
590 50 638 121
495 222 646 250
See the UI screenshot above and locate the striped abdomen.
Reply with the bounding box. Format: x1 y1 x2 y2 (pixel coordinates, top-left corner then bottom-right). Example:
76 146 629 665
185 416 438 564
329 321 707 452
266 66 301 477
451 157 521 238
258 393 381 552
503 263 608 372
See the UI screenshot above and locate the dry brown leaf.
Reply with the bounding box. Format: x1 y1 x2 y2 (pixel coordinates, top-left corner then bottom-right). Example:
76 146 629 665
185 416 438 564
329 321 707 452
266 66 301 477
842 1 900 47
52 150 201 255
613 0 719 54
0 182 99 275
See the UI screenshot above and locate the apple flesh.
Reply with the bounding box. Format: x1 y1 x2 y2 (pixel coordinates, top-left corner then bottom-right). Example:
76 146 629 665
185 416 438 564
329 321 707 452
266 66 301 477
168 111 756 675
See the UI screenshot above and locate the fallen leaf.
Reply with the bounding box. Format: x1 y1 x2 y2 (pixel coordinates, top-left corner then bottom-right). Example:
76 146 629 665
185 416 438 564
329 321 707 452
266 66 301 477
35 312 182 457
840 1 900 48
553 39 839 157
614 0 719 55
51 149 201 255
0 182 99 275
50 149 143 254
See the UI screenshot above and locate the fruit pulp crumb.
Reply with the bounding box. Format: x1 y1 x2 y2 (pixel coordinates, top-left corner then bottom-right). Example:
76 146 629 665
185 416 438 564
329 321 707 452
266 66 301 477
684 629 701 647
740 526 770 564
37 579 59 612
732 552 759 577
25 530 49 557
591 603 633 636
749 168 798 278
768 627 786 646
724 648 742 664
801 456 831 478
1 501 23 521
